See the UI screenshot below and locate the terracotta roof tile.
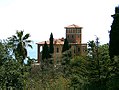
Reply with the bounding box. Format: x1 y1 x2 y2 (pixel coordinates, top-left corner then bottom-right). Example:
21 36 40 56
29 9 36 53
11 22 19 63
37 37 64 45
65 24 82 28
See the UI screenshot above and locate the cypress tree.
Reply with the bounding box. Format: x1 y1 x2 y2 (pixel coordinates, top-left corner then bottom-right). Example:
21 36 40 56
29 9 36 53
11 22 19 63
42 41 49 60
109 6 119 59
49 33 54 55
62 38 69 52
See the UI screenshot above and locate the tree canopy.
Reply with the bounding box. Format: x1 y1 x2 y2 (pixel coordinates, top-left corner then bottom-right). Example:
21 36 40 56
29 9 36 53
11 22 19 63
49 32 54 54
109 6 119 59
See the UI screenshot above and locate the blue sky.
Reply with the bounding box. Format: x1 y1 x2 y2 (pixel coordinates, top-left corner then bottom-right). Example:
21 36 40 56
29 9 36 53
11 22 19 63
0 0 119 45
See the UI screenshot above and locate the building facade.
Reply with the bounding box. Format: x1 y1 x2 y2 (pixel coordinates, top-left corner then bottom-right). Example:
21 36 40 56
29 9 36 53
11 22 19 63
36 24 87 64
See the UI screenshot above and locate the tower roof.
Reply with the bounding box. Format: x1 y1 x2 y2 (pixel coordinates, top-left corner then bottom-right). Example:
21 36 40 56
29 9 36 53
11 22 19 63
65 24 82 29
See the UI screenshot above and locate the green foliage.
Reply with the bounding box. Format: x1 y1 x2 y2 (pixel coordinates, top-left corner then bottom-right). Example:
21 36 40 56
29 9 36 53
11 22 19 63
61 49 72 82
0 41 8 66
29 61 59 89
69 56 88 89
62 49 72 65
82 41 119 89
0 41 31 89
0 60 23 89
27 40 119 90
107 75 119 90
109 6 119 59
63 39 114 90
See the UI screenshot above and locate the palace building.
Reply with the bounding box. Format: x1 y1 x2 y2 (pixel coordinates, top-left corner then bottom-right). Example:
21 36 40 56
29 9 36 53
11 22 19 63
36 24 87 64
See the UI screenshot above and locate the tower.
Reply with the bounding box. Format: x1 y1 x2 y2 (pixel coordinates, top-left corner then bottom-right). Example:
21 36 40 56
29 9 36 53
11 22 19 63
65 24 82 44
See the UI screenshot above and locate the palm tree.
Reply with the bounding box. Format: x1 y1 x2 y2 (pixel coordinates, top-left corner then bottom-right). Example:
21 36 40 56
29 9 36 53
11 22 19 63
8 30 32 64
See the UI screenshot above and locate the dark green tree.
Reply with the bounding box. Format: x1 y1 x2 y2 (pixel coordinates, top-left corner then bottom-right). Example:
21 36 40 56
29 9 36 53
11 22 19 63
62 38 70 52
0 41 7 66
49 33 54 64
8 30 32 64
49 33 54 54
109 6 119 59
42 41 49 60
87 40 96 59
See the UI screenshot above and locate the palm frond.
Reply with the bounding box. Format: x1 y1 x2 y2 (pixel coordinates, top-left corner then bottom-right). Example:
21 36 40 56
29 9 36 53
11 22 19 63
23 33 30 40
12 35 17 40
25 40 32 43
28 44 33 49
16 30 24 40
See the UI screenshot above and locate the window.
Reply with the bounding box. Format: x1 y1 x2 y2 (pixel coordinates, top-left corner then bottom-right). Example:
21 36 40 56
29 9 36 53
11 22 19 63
77 29 81 33
78 30 80 33
78 47 80 52
66 30 68 33
76 29 78 33
78 35 80 38
57 48 59 53
79 29 81 33
71 29 72 33
67 35 69 38
73 30 75 33
72 35 74 38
